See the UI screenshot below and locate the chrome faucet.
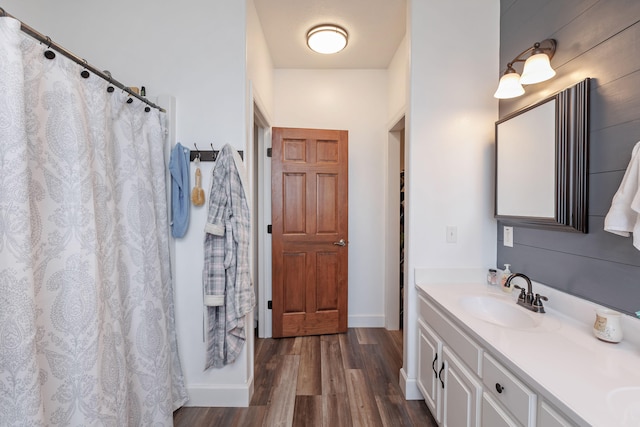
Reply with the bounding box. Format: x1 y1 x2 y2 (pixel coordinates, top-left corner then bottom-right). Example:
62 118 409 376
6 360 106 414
505 273 548 313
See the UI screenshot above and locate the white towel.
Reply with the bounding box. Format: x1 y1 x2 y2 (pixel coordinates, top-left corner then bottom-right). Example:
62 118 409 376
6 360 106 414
604 141 640 250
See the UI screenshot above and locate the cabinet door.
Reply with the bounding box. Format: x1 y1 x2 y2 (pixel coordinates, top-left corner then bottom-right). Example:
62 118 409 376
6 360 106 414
442 347 482 427
417 319 442 423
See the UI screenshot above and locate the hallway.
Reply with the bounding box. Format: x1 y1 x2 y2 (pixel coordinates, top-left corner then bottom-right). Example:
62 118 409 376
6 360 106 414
173 328 436 426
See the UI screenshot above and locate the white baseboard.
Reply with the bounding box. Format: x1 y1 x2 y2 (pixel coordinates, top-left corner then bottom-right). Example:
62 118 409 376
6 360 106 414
399 367 424 400
183 376 254 407
348 314 385 328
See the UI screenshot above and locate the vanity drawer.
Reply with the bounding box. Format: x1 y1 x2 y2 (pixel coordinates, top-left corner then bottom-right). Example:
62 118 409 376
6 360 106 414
419 294 482 375
482 392 519 427
538 400 577 427
483 353 536 427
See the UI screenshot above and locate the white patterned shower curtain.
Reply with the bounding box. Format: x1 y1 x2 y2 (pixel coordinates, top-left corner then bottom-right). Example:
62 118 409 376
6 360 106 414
0 17 187 426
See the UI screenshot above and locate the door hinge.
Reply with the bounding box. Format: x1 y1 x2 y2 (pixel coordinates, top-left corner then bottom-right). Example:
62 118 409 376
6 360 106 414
267 225 272 234
267 300 272 309
267 147 272 157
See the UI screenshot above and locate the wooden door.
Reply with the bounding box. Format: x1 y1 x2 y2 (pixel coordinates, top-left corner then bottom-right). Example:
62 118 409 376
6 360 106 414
271 127 348 338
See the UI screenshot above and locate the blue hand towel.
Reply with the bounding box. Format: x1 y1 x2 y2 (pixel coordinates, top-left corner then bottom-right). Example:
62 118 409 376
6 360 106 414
169 142 191 238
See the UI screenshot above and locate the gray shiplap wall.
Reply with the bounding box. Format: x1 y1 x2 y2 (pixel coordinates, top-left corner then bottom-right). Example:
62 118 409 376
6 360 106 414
497 0 640 315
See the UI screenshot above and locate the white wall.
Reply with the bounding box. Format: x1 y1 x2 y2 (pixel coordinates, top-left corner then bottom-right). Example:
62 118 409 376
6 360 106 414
387 35 409 122
274 69 389 327
247 0 275 117
246 0 275 339
3 0 254 407
385 35 409 331
400 0 499 399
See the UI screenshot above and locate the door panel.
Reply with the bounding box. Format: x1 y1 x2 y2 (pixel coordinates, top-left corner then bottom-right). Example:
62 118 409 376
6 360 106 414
283 173 306 234
283 253 306 312
272 127 348 338
316 251 339 310
316 174 338 233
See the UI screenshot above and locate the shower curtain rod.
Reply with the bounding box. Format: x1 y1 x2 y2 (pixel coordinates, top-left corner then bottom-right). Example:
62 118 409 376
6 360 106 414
0 7 165 113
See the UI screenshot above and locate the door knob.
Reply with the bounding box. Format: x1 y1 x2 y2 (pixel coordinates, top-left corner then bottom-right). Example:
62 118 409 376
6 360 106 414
333 239 346 246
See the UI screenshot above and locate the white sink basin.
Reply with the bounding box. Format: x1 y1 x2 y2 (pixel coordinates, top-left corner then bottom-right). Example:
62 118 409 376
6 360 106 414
459 295 547 330
607 387 640 427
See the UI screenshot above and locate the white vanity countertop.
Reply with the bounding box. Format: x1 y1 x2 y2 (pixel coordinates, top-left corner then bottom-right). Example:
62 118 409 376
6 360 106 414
415 280 640 427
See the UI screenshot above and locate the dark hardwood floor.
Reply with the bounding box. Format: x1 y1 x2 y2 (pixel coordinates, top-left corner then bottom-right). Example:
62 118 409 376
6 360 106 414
173 328 437 426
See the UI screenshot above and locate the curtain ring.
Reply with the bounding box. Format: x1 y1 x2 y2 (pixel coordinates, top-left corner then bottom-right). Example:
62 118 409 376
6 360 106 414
103 70 115 93
80 59 90 79
120 87 132 103
43 36 56 60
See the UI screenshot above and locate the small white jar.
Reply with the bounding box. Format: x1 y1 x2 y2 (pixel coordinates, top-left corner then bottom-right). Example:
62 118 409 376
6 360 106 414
593 309 623 343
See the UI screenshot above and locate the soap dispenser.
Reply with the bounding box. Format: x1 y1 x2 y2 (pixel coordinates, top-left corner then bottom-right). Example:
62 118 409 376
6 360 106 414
501 264 513 293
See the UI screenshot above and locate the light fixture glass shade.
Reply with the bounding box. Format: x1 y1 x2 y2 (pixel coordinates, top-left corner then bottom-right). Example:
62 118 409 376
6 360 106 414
493 72 525 99
307 25 348 54
520 53 556 85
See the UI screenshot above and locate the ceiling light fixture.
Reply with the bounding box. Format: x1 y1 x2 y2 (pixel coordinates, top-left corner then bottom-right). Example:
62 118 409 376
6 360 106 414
494 39 557 99
306 24 348 54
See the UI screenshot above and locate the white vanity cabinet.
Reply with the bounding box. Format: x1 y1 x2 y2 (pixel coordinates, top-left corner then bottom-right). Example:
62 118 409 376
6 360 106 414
417 294 482 426
417 290 578 427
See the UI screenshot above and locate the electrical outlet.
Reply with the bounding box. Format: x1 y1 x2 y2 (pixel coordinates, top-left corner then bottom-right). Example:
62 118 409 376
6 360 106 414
446 226 457 243
504 226 513 247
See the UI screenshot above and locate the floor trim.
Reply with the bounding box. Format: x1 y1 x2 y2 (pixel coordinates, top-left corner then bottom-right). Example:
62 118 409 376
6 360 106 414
183 376 254 407
348 314 385 327
400 367 423 400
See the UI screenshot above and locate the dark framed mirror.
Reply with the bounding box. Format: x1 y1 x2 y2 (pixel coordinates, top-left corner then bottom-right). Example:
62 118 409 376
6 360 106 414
495 78 590 233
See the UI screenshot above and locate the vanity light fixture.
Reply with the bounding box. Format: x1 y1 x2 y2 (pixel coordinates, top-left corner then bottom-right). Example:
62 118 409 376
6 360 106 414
494 39 557 99
306 24 348 54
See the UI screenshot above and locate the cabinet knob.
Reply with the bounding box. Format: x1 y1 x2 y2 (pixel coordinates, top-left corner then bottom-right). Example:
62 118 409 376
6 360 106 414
495 383 505 394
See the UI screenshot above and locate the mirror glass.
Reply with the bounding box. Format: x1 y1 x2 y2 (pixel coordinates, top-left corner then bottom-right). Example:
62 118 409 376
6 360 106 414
496 99 556 218
494 79 590 233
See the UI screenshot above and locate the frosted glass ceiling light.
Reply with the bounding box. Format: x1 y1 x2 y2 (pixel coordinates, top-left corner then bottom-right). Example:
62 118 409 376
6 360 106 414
307 25 348 54
494 39 557 99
